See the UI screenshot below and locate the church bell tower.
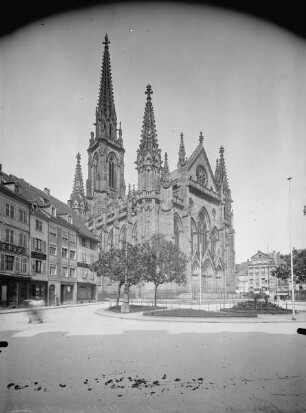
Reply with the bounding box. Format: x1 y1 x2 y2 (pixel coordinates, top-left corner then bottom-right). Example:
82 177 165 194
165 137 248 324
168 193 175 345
86 34 126 217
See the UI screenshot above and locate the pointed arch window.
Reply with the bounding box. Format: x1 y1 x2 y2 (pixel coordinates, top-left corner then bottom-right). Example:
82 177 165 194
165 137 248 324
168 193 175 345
132 223 138 246
107 229 113 251
109 155 116 189
203 260 214 291
93 153 99 185
191 219 198 255
198 212 208 256
211 228 220 260
119 226 127 250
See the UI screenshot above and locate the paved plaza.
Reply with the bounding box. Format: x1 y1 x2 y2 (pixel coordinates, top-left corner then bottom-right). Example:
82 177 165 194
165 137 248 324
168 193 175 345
0 304 306 413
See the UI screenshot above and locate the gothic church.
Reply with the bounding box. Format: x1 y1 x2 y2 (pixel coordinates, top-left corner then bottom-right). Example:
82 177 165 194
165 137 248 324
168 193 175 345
68 34 236 298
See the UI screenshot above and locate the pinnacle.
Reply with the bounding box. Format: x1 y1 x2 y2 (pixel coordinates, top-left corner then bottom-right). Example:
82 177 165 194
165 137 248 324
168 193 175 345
178 132 186 166
199 131 204 145
145 84 153 100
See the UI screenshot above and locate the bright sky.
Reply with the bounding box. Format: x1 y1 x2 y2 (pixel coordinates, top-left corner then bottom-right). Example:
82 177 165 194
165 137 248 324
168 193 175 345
1 2 305 263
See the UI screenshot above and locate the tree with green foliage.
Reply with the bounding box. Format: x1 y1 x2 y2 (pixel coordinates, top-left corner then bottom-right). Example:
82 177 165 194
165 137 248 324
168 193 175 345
271 249 306 284
142 234 188 306
92 244 146 305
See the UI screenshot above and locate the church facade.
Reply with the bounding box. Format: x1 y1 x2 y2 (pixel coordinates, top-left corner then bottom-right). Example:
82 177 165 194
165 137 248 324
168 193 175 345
69 34 236 298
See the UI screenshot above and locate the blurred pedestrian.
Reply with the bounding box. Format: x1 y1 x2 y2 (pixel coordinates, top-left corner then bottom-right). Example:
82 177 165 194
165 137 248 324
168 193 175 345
55 295 59 306
26 297 45 323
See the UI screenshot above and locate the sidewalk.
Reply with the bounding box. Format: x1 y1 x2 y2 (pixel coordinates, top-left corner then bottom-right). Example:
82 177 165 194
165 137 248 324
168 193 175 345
95 307 306 324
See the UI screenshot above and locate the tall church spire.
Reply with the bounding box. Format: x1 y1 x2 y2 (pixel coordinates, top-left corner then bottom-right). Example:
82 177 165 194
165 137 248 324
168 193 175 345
136 85 162 192
69 153 87 217
96 34 117 141
138 85 159 155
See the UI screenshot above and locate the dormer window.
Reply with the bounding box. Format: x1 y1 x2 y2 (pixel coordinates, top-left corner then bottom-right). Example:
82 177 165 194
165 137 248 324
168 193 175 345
51 206 56 217
68 215 72 224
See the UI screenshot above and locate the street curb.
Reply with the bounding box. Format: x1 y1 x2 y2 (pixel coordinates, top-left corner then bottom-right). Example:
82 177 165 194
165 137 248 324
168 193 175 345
0 301 104 315
95 308 306 324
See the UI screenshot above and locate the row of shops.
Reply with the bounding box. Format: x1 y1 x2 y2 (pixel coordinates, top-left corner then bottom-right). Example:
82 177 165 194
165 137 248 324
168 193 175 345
0 276 97 308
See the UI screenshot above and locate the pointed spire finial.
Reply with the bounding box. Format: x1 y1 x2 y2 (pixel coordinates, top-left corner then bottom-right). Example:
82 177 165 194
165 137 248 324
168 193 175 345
178 132 186 166
145 84 153 100
199 131 204 145
103 33 110 46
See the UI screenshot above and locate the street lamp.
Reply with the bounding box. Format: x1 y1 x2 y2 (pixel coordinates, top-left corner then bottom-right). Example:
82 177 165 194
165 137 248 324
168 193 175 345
303 205 306 248
287 177 296 320
199 239 202 305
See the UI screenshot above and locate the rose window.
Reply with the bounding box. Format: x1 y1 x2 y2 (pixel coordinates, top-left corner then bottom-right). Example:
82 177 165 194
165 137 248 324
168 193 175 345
196 165 207 187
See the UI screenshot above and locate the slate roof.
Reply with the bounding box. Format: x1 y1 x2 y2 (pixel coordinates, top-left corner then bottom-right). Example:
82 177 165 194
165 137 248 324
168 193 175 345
1 171 98 241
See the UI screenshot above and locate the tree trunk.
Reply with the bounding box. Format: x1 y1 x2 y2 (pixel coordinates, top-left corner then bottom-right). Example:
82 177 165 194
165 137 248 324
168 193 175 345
154 284 158 307
116 282 122 306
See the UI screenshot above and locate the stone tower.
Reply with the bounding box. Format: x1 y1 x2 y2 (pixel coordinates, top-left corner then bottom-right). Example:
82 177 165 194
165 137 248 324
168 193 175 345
135 85 162 239
86 34 125 218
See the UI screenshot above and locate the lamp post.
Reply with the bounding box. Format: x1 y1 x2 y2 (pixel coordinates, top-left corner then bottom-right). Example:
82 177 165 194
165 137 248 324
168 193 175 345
199 240 202 305
121 243 130 313
287 177 296 320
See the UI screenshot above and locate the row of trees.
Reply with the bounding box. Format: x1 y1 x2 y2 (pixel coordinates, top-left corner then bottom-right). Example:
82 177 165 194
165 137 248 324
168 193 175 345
92 234 188 306
271 249 306 284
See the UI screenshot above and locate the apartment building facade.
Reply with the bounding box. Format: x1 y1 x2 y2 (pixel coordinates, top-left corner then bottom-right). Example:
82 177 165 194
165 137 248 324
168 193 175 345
0 181 31 307
0 167 99 308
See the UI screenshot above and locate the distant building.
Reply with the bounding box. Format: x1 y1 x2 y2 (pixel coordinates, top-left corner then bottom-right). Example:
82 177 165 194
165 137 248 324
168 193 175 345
247 250 289 297
0 167 99 308
68 34 236 299
235 262 248 294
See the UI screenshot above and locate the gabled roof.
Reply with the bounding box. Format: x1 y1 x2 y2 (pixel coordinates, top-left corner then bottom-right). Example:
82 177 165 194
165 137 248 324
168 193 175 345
250 250 270 259
7 173 98 241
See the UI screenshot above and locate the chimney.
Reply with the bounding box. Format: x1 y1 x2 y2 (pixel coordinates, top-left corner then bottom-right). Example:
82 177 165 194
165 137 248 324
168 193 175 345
44 188 50 196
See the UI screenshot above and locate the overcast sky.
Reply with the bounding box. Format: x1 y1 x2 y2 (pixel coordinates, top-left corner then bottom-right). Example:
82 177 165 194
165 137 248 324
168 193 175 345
1 2 305 262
